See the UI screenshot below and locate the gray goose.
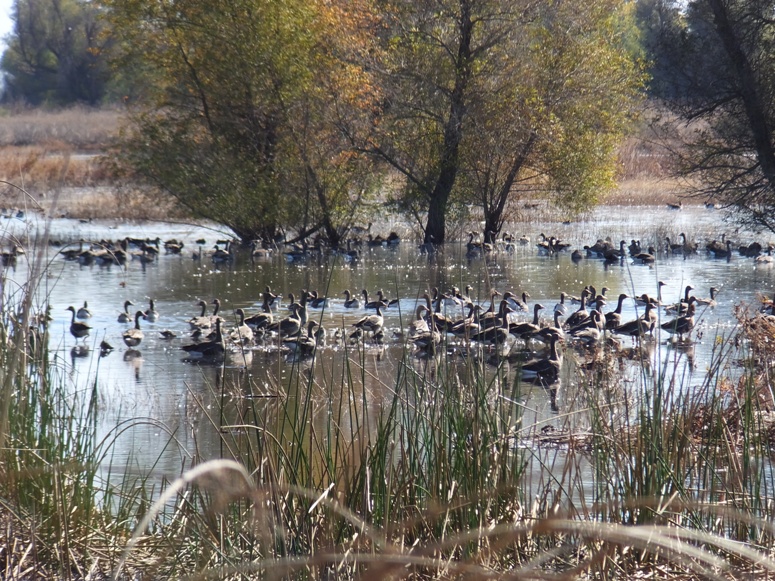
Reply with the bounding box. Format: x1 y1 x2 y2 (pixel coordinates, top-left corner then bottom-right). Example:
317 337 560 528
66 306 91 341
695 287 719 307
76 301 92 320
614 302 656 338
564 289 590 329
660 301 696 341
229 309 254 345
118 300 135 323
471 300 512 346
533 310 564 343
520 334 562 384
245 297 273 330
509 304 544 338
271 303 303 337
605 294 629 331
342 289 361 309
182 319 225 361
353 304 384 335
144 298 159 323
122 311 145 348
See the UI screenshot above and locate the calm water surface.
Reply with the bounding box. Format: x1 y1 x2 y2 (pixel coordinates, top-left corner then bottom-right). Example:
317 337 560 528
3 204 774 485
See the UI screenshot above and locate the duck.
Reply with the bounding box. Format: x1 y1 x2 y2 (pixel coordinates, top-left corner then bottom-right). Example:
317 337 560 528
118 300 135 323
182 319 225 361
342 289 361 309
66 306 92 342
520 334 562 384
143 299 159 323
122 311 145 348
76 301 92 319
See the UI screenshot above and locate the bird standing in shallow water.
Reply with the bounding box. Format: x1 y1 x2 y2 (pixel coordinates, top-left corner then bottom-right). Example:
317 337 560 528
66 306 91 342
76 301 92 319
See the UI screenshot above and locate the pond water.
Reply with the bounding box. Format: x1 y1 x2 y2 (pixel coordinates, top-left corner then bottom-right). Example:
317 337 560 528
2 204 774 487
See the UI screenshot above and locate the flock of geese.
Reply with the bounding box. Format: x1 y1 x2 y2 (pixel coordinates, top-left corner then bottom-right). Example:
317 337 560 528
28 224 771 383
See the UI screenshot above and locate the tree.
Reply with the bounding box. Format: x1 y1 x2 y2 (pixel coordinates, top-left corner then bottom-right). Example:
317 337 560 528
106 0 379 244
652 0 775 232
365 0 643 244
1 0 113 105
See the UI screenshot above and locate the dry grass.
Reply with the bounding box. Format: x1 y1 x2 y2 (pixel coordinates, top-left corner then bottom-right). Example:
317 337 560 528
0 104 695 223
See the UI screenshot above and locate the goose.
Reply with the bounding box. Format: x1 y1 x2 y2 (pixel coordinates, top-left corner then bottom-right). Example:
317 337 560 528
667 201 683 210
182 319 225 361
211 241 234 264
665 285 695 314
605 294 629 330
283 321 322 356
450 304 480 339
509 304 545 338
628 240 641 256
412 318 443 354
189 300 214 329
477 291 508 330
250 240 273 260
589 288 609 311
308 291 329 309
614 302 657 338
122 311 145 348
533 311 564 343
571 248 583 262
470 300 512 346
564 289 590 329
144 299 159 323
264 286 281 309
554 292 569 315
66 306 91 342
635 281 666 307
244 298 273 330
353 303 385 335
342 289 361 309
76 301 92 319
634 246 657 264
755 246 774 265
229 309 254 345
709 239 733 258
679 233 698 254
666 237 683 254
270 303 303 337
164 239 184 254
159 330 177 340
569 310 603 345
118 300 135 323
408 304 431 338
505 291 530 313
363 289 388 310
660 301 696 341
603 240 627 262
520 334 562 384
695 287 719 307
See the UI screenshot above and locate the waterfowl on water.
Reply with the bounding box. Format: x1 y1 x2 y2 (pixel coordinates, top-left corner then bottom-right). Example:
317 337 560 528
122 311 145 348
614 302 657 338
118 300 135 323
182 319 224 361
229 309 254 345
66 306 91 341
244 297 273 330
471 300 513 346
533 311 564 343
509 303 544 338
354 304 385 335
694 287 719 307
660 301 696 341
520 334 562 384
270 303 303 337
554 292 569 315
342 289 361 309
76 301 92 320
362 289 388 310
143 299 159 323
605 294 629 331
564 289 590 329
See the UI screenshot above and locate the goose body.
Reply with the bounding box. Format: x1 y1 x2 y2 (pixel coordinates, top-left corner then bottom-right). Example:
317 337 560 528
122 311 145 348
182 319 225 361
342 289 361 309
230 309 254 345
144 299 159 323
76 301 92 319
118 300 135 323
66 306 91 341
521 335 562 384
354 304 384 334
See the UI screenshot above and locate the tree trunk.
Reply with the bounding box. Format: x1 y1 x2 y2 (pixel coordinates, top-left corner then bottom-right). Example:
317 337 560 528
422 0 474 244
